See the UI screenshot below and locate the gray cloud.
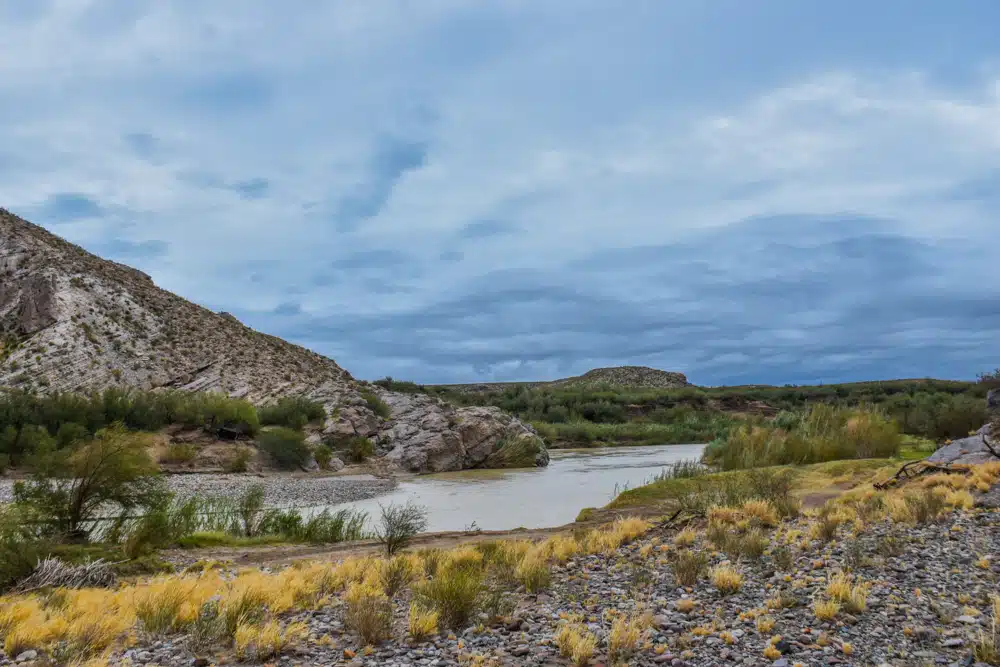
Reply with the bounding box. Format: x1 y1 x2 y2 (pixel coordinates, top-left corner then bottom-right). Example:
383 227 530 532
32 193 104 223
458 219 520 240
89 238 170 262
331 137 429 231
254 214 999 384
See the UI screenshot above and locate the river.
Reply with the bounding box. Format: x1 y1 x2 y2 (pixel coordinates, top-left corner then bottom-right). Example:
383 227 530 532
329 443 705 533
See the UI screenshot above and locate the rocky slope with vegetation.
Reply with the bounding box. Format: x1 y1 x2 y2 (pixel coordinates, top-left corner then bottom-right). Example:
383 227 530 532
0 209 545 473
384 372 995 451
1 443 999 666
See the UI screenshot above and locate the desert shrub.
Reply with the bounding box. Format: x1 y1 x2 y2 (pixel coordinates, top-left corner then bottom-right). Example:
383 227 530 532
375 501 428 555
334 435 374 463
162 443 197 464
259 397 325 429
360 391 392 419
905 488 946 524
313 444 333 470
670 550 708 586
378 555 418 597
344 584 393 643
414 565 484 629
225 448 253 473
257 427 310 470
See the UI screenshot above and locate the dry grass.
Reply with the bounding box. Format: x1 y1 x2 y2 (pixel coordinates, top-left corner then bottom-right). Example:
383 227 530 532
709 563 743 595
608 611 652 663
233 620 307 661
555 622 598 666
408 603 439 642
826 573 869 613
515 547 552 593
814 600 840 620
344 582 393 644
670 550 708 587
756 615 776 633
673 528 697 547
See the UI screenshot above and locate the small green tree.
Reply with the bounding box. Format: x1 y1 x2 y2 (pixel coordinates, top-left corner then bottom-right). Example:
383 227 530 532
375 501 428 555
13 423 164 540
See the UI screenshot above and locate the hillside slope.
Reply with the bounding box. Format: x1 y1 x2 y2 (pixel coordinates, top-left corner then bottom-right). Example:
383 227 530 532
436 365 690 394
0 208 547 472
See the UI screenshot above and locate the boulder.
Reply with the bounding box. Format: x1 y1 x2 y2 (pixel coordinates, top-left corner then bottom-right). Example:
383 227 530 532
926 423 997 465
378 392 548 473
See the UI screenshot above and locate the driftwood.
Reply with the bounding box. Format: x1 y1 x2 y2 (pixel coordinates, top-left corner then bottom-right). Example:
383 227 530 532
13 557 119 593
982 428 1000 460
873 460 969 491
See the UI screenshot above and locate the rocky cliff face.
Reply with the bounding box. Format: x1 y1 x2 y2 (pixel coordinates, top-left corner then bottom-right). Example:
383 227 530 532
0 209 546 472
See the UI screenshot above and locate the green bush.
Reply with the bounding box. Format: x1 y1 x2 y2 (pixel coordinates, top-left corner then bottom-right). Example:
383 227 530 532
414 564 485 628
340 436 374 463
256 428 310 470
313 443 333 470
360 391 391 419
259 396 326 429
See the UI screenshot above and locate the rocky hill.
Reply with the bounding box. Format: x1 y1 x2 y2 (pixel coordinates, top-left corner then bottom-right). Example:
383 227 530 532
0 209 546 472
437 365 690 394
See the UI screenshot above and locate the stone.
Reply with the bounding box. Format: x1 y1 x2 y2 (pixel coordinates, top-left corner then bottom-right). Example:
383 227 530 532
926 426 997 466
380 394 548 472
942 638 964 647
14 652 37 663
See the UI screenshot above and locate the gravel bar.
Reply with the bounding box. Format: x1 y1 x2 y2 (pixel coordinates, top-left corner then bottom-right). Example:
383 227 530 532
0 473 397 507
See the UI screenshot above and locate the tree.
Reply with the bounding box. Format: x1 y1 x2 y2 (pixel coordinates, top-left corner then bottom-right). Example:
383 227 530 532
375 501 428 555
13 423 164 540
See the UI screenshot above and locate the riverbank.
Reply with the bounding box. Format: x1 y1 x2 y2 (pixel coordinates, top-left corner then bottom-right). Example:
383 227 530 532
2 463 998 667
0 472 397 507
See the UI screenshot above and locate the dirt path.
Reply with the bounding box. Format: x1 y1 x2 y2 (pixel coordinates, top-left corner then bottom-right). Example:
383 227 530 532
162 504 665 568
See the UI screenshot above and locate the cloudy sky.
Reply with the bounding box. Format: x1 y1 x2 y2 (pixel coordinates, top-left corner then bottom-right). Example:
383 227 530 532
2 1 999 386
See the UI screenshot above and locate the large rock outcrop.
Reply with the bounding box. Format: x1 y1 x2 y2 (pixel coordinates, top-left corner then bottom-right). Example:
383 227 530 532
926 391 999 466
377 392 547 472
926 423 998 466
0 208 547 472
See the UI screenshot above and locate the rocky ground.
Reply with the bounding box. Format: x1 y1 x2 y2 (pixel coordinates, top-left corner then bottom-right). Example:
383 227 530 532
0 473 397 507
13 503 991 667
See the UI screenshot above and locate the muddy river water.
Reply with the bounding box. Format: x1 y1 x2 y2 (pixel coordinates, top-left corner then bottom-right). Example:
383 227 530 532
329 443 706 533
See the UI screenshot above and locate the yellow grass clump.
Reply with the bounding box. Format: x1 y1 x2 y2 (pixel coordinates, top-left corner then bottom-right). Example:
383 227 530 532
756 616 776 633
585 517 651 554
710 564 743 595
608 611 652 663
555 622 598 666
234 620 307 661
408 603 439 641
674 528 697 547
814 600 840 620
826 573 869 613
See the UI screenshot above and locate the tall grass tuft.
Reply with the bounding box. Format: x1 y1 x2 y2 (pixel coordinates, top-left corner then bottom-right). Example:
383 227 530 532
703 404 901 470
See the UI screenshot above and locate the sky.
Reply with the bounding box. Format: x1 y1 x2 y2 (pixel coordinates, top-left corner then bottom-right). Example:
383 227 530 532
2 1 999 386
